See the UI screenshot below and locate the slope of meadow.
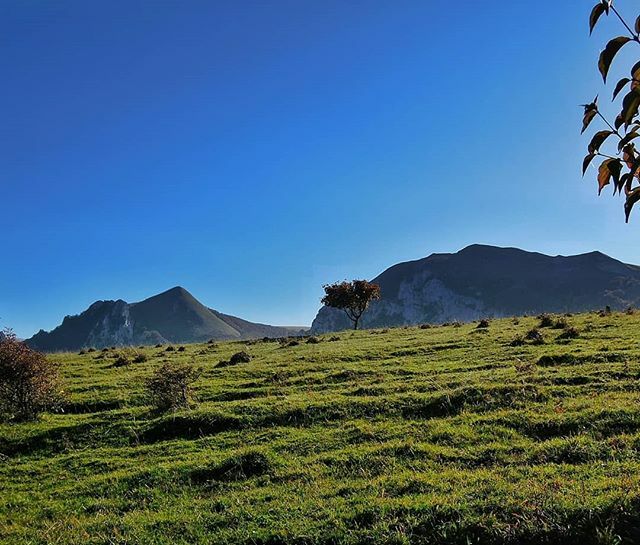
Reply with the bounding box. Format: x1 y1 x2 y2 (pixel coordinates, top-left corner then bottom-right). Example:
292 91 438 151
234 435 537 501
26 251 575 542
2 312 640 544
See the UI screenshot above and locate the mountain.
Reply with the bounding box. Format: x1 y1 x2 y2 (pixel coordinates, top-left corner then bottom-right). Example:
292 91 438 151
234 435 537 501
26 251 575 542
311 244 640 333
26 287 305 352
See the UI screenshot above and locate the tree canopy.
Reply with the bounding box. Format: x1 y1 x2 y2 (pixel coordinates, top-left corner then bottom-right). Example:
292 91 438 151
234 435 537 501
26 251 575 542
321 280 381 330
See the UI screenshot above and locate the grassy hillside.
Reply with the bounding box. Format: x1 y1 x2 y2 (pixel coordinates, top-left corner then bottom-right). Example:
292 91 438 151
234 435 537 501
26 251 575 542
3 312 640 544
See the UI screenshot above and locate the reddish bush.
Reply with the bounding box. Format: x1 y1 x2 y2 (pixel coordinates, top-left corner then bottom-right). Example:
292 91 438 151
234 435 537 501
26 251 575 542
0 331 63 421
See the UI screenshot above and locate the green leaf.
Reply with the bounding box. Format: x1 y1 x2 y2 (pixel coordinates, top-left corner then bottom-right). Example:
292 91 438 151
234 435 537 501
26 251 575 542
618 131 639 151
583 153 597 176
588 130 614 153
598 36 632 83
590 3 607 34
613 78 631 101
621 88 640 126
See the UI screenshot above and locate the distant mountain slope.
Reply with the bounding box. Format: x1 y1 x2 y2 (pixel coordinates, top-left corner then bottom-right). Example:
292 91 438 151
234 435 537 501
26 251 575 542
311 245 640 333
26 287 304 352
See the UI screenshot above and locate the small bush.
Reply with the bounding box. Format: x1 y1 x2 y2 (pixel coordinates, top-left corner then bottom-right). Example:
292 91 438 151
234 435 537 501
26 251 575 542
0 332 64 421
306 337 320 344
207 338 216 344
512 317 520 325
525 328 545 344
144 362 201 412
538 314 554 328
552 317 569 329
78 349 86 355
329 336 340 342
557 327 580 340
101 347 109 353
599 306 612 317
452 321 462 328
133 352 148 364
165 346 175 352
419 324 432 330
113 353 131 367
476 319 490 329
626 307 635 315
154 344 163 348
509 335 525 347
177 346 186 352
87 347 96 353
230 351 251 364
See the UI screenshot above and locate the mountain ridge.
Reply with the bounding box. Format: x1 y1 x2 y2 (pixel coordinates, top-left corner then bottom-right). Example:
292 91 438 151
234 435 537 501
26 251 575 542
26 287 305 352
310 244 640 333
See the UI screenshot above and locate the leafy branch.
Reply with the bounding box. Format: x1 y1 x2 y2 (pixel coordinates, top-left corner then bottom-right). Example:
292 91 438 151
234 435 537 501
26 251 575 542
583 1 640 221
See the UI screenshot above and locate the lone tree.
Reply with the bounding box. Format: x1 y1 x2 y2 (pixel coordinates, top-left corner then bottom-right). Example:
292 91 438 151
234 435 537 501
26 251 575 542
582 1 640 221
0 330 63 421
321 280 381 330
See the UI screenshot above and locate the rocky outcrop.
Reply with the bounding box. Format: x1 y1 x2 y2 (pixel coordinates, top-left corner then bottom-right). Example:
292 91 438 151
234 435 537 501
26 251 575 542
26 287 305 352
311 245 640 333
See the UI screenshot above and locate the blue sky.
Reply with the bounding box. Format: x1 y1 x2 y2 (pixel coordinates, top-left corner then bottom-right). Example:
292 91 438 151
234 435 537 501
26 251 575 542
2 0 639 338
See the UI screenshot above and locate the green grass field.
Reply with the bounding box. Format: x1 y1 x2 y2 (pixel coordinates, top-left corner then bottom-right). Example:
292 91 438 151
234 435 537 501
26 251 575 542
3 312 640 544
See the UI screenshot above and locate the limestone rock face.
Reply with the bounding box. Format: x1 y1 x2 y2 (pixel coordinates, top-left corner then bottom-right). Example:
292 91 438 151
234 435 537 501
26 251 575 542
26 287 305 351
311 245 640 333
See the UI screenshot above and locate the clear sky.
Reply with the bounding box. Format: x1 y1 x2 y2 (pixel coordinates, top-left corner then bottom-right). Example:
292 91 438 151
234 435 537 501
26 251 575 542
2 0 639 338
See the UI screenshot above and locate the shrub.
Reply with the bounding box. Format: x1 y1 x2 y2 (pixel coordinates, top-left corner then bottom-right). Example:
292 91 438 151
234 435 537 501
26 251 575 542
155 344 163 348
626 307 635 315
230 351 251 364
525 328 545 344
101 347 109 353
552 317 569 329
165 346 175 352
329 336 340 342
538 314 554 328
87 347 96 353
476 319 490 329
113 353 131 367
0 332 63 421
207 338 216 344
133 352 148 364
144 362 201 412
306 337 320 344
509 335 525 347
178 346 186 352
78 349 86 355
557 327 580 340
419 324 432 330
599 306 612 317
452 321 462 328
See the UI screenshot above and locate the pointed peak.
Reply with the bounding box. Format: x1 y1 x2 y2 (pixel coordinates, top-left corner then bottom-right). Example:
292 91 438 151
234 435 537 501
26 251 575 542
158 286 192 298
166 285 188 294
